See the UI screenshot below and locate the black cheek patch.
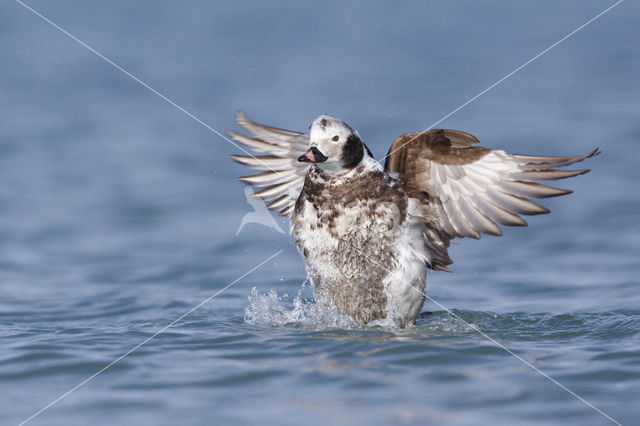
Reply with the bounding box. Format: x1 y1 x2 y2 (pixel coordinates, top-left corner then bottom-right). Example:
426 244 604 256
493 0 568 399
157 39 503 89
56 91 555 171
341 134 364 169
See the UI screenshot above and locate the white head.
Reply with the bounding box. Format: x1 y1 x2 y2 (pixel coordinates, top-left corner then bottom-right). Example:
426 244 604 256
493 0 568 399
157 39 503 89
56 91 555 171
298 115 370 174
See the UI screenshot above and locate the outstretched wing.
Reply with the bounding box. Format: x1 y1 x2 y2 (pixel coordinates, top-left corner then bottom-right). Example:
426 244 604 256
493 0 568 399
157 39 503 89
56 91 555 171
384 129 599 271
229 112 311 216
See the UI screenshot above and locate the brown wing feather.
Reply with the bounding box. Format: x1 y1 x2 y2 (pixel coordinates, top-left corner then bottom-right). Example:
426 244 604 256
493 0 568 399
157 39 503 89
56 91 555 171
385 130 490 197
385 129 599 271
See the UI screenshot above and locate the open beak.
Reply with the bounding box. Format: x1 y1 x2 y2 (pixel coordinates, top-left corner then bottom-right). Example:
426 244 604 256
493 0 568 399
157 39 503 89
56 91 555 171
297 146 328 163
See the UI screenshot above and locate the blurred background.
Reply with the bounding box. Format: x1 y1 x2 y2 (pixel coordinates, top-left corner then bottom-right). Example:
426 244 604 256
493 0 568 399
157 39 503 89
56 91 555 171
1 1 638 425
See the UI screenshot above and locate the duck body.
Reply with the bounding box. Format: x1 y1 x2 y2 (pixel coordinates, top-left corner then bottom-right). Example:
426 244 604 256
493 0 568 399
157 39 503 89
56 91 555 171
291 156 428 327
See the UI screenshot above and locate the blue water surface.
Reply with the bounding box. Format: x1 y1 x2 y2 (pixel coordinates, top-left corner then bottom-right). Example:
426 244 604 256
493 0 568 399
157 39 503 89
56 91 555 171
1 1 639 425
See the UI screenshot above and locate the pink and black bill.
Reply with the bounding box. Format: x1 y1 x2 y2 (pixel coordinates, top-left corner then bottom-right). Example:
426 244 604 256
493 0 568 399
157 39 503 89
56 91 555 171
298 147 328 163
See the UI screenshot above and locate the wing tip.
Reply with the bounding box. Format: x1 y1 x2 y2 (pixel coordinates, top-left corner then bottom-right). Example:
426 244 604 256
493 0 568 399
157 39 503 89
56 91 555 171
230 154 252 165
534 205 551 215
549 188 573 197
572 168 591 177
486 227 503 237
431 264 452 273
235 110 248 124
507 216 528 227
514 147 601 168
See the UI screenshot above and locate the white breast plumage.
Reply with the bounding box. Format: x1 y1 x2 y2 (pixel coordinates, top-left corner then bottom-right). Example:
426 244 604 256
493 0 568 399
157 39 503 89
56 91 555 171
290 156 430 327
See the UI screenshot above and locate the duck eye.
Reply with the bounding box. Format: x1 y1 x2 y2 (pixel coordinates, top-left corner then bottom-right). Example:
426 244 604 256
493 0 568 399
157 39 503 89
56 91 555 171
332 135 339 142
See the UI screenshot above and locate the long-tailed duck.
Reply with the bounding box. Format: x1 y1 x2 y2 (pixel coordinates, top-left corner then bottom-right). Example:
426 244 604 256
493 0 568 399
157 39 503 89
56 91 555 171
230 112 598 327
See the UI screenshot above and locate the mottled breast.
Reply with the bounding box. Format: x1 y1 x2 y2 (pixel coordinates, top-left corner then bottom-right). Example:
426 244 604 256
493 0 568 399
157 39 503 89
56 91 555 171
292 165 408 324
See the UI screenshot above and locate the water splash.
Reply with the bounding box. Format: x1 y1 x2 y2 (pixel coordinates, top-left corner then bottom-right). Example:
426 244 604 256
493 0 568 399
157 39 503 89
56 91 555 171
244 280 480 332
244 282 356 329
244 286 484 335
